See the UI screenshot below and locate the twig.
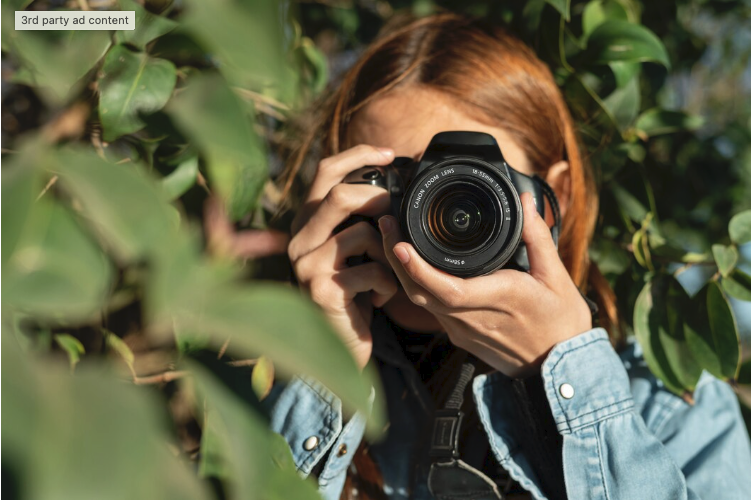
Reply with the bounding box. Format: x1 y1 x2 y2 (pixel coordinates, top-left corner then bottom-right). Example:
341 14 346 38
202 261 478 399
227 359 259 367
217 337 231 359
233 88 290 111
133 370 189 385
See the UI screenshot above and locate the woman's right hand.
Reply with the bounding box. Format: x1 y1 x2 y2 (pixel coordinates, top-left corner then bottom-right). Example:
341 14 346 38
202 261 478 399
288 145 399 370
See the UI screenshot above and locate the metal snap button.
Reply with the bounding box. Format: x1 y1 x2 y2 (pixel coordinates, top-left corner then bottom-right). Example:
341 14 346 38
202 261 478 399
559 383 575 399
303 436 319 451
337 443 348 457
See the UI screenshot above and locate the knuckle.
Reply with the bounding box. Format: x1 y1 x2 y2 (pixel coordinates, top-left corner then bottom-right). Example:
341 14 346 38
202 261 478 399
354 144 379 156
408 292 430 307
308 276 333 305
326 184 352 209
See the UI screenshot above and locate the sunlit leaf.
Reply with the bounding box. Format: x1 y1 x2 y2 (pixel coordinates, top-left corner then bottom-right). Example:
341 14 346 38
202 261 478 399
583 20 670 68
609 61 640 87
115 0 178 50
729 210 751 244
54 334 85 370
99 45 177 141
105 331 136 376
712 244 738 277
267 433 321 500
251 356 275 400
634 108 704 138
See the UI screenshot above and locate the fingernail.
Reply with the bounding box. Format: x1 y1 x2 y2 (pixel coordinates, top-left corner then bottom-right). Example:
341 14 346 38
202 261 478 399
379 216 392 233
377 147 394 158
394 245 410 264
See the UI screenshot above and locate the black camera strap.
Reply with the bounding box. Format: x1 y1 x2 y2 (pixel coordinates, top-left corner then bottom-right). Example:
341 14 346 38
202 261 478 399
532 174 561 247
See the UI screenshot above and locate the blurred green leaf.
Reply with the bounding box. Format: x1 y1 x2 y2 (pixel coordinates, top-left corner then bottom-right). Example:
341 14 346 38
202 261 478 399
168 73 267 221
602 74 640 131
712 244 738 277
4 26 110 103
634 108 704 138
105 331 136 376
115 0 178 50
1 155 40 269
251 356 275 400
583 20 670 68
99 45 177 141
546 0 571 20
685 282 741 381
191 362 270 500
722 269 751 302
729 210 751 244
609 61 640 87
298 37 329 96
739 359 751 385
611 183 648 222
634 276 701 394
54 148 178 262
161 156 199 200
54 334 85 370
2 335 210 500
181 0 294 100
590 237 631 275
582 0 628 35
2 185 114 321
173 284 383 436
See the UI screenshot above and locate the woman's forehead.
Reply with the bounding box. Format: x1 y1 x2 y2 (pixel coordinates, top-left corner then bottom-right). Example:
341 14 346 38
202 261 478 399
346 86 533 174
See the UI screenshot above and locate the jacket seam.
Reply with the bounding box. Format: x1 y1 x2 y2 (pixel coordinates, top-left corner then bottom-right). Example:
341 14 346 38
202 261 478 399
593 424 611 500
557 399 635 428
569 405 635 433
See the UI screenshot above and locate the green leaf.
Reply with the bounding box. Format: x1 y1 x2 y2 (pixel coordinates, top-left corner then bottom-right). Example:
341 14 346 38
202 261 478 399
722 269 751 302
545 0 571 20
602 73 640 131
98 45 177 141
251 356 275 400
168 73 268 221
634 108 704 138
634 277 699 394
298 37 329 96
3 22 111 103
115 0 178 50
583 19 670 68
54 334 85 370
1 154 40 269
191 362 271 500
54 148 179 262
105 331 136 376
729 210 751 244
161 156 199 200
181 0 295 100
685 282 741 381
2 335 211 500
172 284 383 436
712 244 738 277
611 183 648 222
609 61 640 87
2 186 114 322
583 0 628 35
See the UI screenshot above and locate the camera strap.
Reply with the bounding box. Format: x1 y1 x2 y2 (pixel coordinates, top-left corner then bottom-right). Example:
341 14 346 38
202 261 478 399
532 174 561 247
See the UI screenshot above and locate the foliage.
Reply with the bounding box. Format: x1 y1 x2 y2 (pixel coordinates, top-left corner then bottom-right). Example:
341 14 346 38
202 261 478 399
1 0 750 498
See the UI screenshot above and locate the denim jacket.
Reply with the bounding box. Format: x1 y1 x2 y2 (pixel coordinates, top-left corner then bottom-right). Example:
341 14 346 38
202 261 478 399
264 315 751 499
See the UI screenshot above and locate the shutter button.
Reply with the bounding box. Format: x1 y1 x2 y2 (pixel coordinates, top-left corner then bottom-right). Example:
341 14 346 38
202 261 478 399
559 383 575 399
303 436 319 451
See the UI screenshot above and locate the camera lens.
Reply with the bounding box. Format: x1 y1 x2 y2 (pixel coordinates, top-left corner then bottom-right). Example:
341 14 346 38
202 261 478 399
426 182 499 253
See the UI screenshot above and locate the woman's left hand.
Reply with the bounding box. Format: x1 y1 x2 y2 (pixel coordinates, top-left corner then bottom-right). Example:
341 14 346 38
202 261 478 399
379 192 593 378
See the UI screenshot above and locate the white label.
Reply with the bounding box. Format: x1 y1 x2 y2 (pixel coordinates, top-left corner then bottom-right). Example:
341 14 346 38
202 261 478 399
15 11 135 30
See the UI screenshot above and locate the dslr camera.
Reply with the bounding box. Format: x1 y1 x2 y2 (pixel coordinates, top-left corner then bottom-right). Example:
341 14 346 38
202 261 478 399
343 131 560 278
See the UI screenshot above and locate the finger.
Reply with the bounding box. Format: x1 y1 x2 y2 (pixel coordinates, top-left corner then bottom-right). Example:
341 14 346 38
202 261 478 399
294 222 386 281
307 145 395 203
520 192 567 283
378 216 446 311
331 262 399 308
289 184 390 260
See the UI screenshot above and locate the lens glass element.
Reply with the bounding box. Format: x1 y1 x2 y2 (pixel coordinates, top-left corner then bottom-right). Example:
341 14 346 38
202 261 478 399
426 181 499 253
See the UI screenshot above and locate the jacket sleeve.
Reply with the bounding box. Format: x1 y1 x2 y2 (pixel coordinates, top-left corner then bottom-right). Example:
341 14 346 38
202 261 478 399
473 328 751 500
261 375 371 500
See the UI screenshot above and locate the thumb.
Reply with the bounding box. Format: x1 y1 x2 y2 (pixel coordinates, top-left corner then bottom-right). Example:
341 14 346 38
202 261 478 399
520 192 565 282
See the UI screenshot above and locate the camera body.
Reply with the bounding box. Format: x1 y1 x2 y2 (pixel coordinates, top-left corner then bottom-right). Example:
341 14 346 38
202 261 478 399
343 131 560 277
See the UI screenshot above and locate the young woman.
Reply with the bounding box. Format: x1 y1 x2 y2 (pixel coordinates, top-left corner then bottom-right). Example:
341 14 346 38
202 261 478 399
268 13 751 500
